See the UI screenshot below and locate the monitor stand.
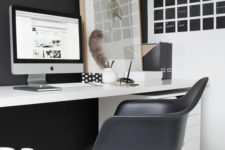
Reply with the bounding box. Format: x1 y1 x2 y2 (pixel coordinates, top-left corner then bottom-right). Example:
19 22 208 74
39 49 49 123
13 74 62 92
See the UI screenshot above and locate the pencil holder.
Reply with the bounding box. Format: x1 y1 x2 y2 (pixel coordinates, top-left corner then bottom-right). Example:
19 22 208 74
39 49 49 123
102 68 117 83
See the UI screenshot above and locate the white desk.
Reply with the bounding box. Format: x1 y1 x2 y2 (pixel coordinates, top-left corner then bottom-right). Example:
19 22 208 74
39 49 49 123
0 79 200 150
0 79 195 108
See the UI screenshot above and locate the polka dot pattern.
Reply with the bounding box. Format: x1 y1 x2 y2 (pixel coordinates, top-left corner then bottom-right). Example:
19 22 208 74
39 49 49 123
82 73 102 83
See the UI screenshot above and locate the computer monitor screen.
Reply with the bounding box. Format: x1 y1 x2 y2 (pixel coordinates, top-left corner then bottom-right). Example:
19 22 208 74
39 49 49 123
10 5 83 75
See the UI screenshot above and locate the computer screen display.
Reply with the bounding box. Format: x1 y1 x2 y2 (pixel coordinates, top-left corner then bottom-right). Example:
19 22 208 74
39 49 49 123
16 10 80 61
11 6 82 63
10 5 83 75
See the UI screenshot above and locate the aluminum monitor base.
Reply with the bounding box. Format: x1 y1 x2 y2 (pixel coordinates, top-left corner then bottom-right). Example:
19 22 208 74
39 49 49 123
13 74 62 92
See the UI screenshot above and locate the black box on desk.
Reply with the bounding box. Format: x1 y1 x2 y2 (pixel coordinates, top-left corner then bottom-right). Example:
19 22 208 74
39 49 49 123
142 42 172 79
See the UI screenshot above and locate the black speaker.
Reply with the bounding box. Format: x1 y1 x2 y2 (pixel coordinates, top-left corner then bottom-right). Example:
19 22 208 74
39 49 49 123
142 42 172 79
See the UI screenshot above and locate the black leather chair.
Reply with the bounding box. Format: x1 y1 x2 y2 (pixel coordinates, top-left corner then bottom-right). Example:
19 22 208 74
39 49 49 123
92 77 208 150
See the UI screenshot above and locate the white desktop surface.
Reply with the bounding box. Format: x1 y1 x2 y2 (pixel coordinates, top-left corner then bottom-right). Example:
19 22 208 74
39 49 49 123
0 79 196 108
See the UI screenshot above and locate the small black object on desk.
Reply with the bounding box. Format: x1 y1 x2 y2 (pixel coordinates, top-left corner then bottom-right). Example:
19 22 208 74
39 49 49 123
119 78 134 84
119 60 137 86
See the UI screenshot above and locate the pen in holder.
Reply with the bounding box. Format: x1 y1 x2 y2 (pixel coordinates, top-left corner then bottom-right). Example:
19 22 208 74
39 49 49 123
102 68 117 84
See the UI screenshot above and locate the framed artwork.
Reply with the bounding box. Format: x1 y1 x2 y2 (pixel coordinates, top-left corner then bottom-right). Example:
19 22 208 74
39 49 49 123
80 0 143 77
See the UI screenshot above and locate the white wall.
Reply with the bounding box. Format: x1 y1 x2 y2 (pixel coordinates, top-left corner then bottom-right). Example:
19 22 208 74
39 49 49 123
148 1 225 150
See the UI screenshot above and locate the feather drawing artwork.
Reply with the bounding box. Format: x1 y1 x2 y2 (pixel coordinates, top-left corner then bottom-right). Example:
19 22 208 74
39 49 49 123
108 0 122 28
89 30 109 69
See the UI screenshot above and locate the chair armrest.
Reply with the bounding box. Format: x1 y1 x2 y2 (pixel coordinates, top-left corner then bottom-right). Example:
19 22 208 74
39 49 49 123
93 116 187 150
115 99 183 116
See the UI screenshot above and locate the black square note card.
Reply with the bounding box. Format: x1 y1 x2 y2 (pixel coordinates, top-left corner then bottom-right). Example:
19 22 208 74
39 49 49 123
178 0 187 5
190 0 200 3
217 16 225 29
154 0 163 8
190 19 201 31
190 5 201 17
203 3 214 16
154 9 164 21
203 18 214 30
166 0 175 6
178 7 188 18
178 20 188 32
166 22 176 33
154 23 164 34
166 8 175 19
217 2 225 14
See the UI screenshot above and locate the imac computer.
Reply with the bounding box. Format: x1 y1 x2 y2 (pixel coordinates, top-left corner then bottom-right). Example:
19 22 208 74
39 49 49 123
9 5 83 91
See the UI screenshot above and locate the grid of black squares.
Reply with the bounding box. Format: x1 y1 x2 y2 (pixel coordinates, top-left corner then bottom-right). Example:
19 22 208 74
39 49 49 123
154 0 225 34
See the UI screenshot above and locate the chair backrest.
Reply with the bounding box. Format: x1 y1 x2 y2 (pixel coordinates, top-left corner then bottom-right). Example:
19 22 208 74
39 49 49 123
179 77 208 114
93 78 208 150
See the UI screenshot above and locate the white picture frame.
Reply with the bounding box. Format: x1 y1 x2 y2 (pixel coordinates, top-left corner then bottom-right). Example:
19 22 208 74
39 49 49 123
80 0 143 77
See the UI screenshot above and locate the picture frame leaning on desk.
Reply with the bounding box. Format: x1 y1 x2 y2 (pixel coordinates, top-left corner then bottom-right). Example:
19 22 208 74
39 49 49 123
80 0 143 78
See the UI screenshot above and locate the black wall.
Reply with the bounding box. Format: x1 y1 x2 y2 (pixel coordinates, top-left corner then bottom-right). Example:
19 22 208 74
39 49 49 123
0 0 148 150
0 0 81 86
140 0 148 43
0 1 98 150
